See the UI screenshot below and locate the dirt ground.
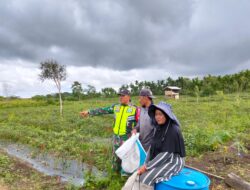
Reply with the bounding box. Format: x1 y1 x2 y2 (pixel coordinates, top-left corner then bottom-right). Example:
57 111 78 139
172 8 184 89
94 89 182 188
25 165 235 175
0 184 9 190
186 143 250 190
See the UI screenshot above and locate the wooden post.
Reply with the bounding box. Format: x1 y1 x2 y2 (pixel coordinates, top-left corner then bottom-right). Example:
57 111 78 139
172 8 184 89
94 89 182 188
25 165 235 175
185 165 224 180
224 173 250 190
185 165 250 189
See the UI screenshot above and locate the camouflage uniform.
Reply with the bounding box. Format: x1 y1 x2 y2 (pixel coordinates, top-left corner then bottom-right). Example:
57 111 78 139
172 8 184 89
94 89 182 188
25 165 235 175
88 104 138 174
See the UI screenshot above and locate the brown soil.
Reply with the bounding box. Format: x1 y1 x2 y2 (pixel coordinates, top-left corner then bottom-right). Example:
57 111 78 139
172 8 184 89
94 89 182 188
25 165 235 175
186 143 250 190
0 184 9 190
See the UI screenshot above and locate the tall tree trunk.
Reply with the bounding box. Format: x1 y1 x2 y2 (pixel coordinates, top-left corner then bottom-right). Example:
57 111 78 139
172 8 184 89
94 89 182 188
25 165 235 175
58 82 63 116
59 92 63 116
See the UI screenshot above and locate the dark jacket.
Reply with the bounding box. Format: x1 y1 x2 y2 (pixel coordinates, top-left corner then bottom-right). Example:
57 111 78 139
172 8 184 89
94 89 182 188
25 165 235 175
148 102 186 160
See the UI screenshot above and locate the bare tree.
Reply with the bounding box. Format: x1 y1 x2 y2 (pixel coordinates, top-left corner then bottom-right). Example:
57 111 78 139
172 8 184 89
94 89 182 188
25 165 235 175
39 59 66 116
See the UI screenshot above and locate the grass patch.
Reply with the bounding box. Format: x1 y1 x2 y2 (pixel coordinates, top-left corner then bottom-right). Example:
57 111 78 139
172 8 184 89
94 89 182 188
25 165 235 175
0 93 249 189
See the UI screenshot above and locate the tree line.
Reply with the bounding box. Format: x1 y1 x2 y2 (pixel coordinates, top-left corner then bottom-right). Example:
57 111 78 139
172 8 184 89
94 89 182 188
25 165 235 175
34 60 250 116
1 59 248 116
33 68 250 101
1 59 249 103
121 69 250 97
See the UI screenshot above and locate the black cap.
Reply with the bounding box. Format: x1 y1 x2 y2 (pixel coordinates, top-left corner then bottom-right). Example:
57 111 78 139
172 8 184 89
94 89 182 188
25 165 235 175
118 89 130 96
139 88 155 98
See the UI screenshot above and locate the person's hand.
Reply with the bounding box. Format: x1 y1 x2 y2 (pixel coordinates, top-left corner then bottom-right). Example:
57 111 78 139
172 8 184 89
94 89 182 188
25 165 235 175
132 129 137 135
137 165 147 175
80 111 89 117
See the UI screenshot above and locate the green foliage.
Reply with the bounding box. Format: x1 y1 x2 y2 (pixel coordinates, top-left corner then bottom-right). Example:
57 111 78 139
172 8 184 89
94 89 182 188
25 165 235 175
83 162 126 190
0 99 49 108
0 154 16 183
72 81 83 100
101 87 117 98
0 154 11 168
120 69 250 96
0 152 67 189
27 70 250 102
0 93 249 188
39 59 66 82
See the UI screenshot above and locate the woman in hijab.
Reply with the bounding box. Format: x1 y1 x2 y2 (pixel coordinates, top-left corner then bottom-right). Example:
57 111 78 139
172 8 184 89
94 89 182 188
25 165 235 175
137 101 186 188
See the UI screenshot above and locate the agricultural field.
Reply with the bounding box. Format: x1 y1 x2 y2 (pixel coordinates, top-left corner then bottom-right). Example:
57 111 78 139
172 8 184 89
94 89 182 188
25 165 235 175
0 150 69 190
0 93 249 189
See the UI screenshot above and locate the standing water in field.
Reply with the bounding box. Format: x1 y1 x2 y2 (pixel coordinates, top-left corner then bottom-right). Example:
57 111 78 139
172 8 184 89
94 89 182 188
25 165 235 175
0 141 103 186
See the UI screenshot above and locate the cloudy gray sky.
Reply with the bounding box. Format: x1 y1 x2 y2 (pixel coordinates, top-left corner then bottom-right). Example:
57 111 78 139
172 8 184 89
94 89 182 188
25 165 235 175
0 0 249 97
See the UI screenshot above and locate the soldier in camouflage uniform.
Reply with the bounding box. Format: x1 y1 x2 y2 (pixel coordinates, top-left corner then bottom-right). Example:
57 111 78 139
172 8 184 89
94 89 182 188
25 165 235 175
80 89 139 175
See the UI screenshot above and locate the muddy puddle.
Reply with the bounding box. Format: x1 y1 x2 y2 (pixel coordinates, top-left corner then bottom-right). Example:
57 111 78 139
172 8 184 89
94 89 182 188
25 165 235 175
0 141 104 186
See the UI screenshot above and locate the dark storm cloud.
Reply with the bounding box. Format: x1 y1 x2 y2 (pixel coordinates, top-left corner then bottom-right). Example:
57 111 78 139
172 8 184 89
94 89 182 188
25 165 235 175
0 0 249 74
0 0 192 69
164 0 250 75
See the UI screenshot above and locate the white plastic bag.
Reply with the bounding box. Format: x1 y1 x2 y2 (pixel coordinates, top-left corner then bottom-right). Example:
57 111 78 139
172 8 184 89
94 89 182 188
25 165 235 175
115 133 146 173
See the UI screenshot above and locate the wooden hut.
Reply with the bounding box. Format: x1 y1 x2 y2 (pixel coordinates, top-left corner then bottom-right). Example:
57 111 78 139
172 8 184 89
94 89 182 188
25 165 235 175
164 86 181 99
